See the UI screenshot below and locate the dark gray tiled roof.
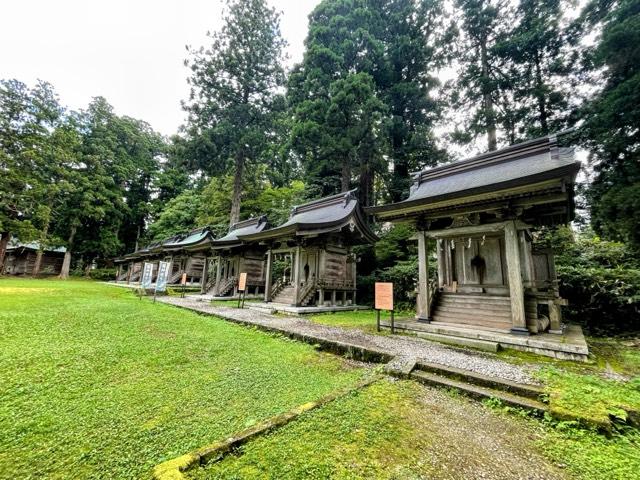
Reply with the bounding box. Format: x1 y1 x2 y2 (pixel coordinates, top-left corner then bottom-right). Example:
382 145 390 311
212 216 268 248
371 134 581 215
408 146 577 202
239 190 378 243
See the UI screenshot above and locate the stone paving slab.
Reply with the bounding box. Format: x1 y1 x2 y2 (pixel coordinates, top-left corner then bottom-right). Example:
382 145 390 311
156 296 539 385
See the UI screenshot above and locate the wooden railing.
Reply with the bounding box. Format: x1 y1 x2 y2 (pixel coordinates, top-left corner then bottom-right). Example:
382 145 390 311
218 276 236 296
317 278 355 290
169 270 183 284
270 279 285 299
299 281 317 306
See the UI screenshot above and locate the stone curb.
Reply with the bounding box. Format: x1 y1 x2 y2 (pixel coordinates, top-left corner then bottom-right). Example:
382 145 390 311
152 376 380 480
161 301 394 364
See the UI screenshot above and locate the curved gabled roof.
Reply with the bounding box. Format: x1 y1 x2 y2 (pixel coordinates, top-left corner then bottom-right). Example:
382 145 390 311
211 216 268 249
238 190 378 244
369 134 581 221
162 227 213 251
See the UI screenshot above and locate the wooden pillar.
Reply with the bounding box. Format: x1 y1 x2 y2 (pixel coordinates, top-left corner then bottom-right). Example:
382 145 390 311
416 231 430 322
116 264 122 282
264 249 273 302
292 246 301 305
519 231 535 290
200 256 209 294
213 255 222 296
331 289 336 306
436 239 445 288
505 221 529 335
342 290 347 306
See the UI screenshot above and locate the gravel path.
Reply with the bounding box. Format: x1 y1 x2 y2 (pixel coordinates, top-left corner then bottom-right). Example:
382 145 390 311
157 297 538 385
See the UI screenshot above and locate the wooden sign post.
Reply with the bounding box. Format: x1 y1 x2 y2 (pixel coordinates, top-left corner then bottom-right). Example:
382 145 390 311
237 272 248 308
180 272 187 298
374 282 395 333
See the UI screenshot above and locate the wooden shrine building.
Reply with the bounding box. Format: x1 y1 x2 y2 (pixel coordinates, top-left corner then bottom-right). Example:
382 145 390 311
369 134 588 359
115 227 214 286
207 216 269 297
240 190 377 310
4 241 66 276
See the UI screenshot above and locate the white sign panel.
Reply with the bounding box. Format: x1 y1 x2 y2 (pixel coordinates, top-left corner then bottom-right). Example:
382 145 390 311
155 261 170 293
141 262 153 289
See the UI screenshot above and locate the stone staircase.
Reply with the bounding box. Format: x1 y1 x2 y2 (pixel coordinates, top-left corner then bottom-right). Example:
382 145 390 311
409 361 547 413
385 358 547 414
272 285 295 305
432 293 514 330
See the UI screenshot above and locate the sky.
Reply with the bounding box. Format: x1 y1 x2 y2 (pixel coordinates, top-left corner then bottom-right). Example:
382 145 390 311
0 0 320 136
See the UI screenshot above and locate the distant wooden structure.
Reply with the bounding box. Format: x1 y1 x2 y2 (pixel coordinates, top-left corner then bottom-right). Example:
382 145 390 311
115 227 214 286
206 216 269 297
370 134 580 338
240 190 377 308
4 242 66 276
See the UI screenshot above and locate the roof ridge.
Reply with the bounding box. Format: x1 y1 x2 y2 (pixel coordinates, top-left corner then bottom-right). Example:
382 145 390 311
414 135 557 185
291 189 357 215
229 215 266 232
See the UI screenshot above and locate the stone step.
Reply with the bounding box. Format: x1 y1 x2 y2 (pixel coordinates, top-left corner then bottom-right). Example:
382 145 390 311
410 370 547 414
441 292 510 299
432 312 512 329
435 305 512 318
415 361 544 400
412 331 500 352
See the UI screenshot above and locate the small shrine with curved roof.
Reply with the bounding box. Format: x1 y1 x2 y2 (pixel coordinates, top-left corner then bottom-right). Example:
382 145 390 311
369 134 588 360
206 216 270 298
239 190 377 310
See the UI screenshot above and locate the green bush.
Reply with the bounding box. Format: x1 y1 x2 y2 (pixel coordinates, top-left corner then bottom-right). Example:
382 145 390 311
88 267 118 282
558 265 640 335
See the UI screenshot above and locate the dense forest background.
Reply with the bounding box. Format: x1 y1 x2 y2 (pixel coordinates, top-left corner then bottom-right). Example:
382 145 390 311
1 0 638 331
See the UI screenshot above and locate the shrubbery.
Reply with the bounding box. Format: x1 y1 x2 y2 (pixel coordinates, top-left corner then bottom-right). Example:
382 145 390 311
87 268 118 282
536 227 640 335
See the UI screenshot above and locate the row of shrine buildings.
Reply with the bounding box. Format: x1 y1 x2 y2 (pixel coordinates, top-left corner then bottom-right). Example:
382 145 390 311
112 134 588 359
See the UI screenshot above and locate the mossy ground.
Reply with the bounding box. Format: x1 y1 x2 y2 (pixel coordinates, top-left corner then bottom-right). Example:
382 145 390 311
189 378 640 480
0 278 365 479
499 338 640 428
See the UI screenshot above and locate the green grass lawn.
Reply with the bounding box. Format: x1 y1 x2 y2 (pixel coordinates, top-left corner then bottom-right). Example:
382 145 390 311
308 309 413 335
0 278 366 479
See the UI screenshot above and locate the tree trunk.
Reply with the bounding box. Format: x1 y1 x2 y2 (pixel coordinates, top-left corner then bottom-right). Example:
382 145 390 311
358 151 374 207
481 37 497 151
59 224 77 280
534 53 548 135
341 156 351 192
0 232 11 275
229 152 245 227
32 216 51 277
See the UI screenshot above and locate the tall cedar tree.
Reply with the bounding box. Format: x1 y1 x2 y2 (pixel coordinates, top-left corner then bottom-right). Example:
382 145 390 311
0 80 63 272
453 0 513 151
184 0 286 226
288 0 448 205
580 0 640 249
496 0 576 141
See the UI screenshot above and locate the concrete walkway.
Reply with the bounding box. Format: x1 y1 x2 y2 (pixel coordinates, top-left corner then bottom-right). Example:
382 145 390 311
157 296 539 385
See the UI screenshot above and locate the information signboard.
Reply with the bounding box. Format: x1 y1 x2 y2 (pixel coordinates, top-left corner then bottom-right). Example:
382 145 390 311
374 282 394 311
155 261 170 293
180 272 187 285
238 272 247 292
141 262 153 289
